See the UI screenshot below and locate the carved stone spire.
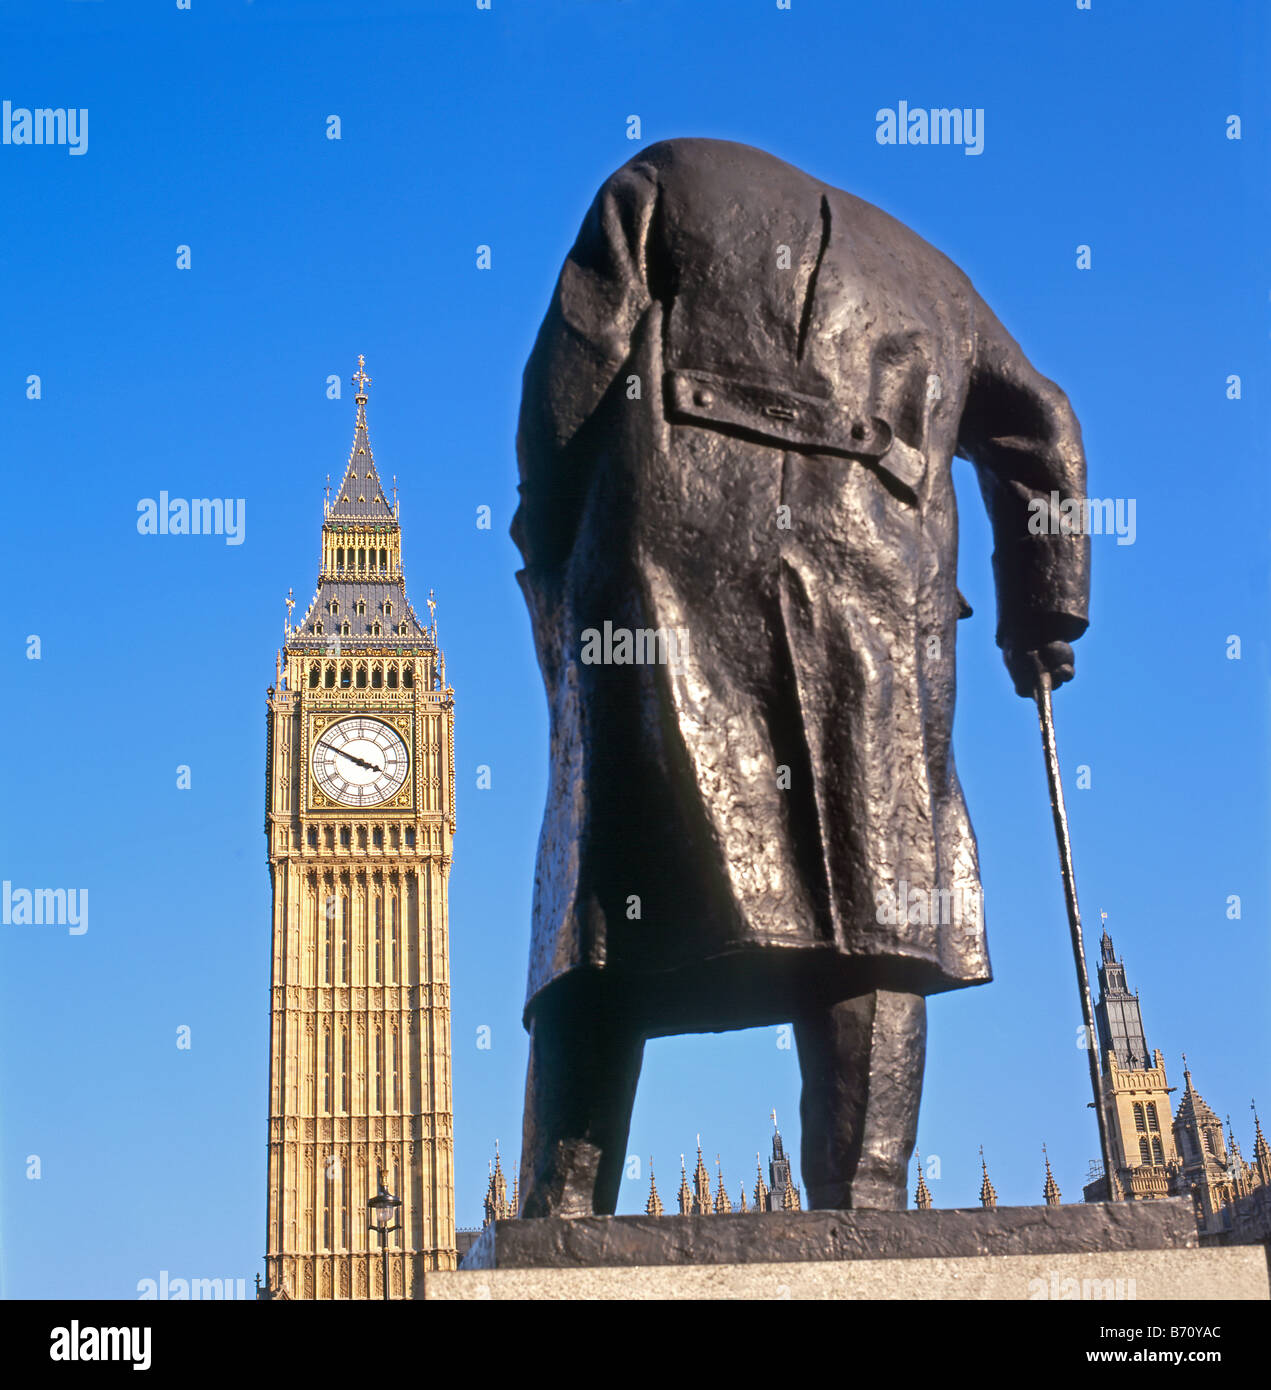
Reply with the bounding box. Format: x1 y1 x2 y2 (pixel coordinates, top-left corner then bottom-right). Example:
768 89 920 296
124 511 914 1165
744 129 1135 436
914 1153 933 1210
1043 1144 1062 1206
713 1157 732 1214
753 1153 770 1212
979 1147 998 1209
692 1140 711 1215
645 1158 664 1218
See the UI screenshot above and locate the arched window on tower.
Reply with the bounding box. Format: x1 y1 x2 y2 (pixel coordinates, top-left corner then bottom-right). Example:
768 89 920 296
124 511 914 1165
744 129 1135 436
1139 1138 1152 1164
356 664 367 689
325 664 336 689
341 895 350 982
1203 1130 1215 1156
322 1027 331 1111
389 1026 399 1110
374 1031 383 1111
384 599 393 616
1152 1137 1164 1164
380 548 388 569
372 621 381 638
336 547 344 571
1133 1103 1146 1132
341 620 351 637
403 664 414 688
309 663 320 688
374 898 382 983
358 547 366 570
390 897 399 982
387 666 398 689
357 599 366 616
340 663 352 689
371 663 383 686
1146 1102 1160 1131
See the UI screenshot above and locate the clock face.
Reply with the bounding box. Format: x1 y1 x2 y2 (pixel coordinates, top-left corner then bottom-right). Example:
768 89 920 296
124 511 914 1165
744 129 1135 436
312 717 409 807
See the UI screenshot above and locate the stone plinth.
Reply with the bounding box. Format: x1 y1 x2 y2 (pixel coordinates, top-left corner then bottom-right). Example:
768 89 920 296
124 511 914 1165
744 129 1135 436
459 1201 1197 1271
424 1246 1269 1300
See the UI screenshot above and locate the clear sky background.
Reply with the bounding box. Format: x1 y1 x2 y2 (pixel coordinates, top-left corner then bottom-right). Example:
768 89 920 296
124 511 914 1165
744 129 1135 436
1 0 1267 1298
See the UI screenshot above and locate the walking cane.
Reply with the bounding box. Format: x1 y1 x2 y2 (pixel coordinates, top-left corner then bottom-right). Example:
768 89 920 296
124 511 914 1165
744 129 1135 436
1032 658 1120 1202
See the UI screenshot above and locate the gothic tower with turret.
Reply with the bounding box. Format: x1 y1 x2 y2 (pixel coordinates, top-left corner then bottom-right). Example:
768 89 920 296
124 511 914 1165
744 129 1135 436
263 359 456 1299
1084 919 1178 1201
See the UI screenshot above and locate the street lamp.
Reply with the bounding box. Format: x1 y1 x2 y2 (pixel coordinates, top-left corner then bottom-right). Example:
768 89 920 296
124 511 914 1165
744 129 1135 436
367 1169 402 1301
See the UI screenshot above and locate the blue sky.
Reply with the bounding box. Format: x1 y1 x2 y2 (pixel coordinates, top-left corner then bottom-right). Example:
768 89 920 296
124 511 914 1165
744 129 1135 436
1 0 1267 1297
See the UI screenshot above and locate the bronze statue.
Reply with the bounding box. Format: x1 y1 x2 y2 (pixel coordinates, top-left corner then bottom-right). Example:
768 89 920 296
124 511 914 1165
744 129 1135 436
511 138 1089 1217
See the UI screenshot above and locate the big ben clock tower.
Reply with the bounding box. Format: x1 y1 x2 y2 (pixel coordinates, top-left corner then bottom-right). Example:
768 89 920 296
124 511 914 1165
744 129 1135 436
264 358 456 1300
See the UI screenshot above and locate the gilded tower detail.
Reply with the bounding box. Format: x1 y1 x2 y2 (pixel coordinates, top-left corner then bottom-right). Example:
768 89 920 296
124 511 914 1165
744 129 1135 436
264 359 456 1299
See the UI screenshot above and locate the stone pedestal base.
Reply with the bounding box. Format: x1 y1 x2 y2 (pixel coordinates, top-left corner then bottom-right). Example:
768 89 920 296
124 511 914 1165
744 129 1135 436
423 1245 1269 1300
459 1201 1197 1271
423 1203 1270 1300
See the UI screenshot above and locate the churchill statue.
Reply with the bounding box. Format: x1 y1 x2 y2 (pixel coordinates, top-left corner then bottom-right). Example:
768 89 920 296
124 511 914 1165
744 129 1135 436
511 138 1090 1217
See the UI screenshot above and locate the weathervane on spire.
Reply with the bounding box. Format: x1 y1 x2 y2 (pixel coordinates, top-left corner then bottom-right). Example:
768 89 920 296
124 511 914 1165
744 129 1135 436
352 354 372 399
428 588 437 630
285 587 295 634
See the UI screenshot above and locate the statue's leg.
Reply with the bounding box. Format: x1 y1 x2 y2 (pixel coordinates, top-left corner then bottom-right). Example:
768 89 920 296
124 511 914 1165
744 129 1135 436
518 986 645 1218
794 989 926 1210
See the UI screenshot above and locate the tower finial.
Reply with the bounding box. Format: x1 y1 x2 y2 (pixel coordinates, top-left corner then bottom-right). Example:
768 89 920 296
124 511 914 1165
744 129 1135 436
1042 1142 1062 1206
979 1146 997 1208
352 354 371 399
771 1108 778 1130
914 1149 933 1210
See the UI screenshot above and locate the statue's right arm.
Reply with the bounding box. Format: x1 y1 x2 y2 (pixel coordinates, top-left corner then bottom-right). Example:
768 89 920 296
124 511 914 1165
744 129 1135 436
512 161 659 572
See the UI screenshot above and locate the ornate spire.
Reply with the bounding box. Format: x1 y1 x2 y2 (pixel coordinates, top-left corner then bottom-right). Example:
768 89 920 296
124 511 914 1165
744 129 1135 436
482 1157 496 1228
713 1157 732 1214
979 1147 998 1209
914 1152 933 1210
329 355 394 521
1042 1143 1062 1206
1253 1101 1271 1186
509 1171 519 1219
753 1153 770 1212
737 1181 748 1213
692 1140 711 1215
677 1154 692 1216
645 1158 664 1218
781 1174 801 1210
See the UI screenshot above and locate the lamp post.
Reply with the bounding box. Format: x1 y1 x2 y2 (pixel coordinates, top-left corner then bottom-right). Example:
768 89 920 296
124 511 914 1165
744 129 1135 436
367 1169 402 1301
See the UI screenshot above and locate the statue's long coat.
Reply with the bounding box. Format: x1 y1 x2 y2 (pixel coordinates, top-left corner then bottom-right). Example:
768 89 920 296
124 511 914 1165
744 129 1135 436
513 138 1089 1035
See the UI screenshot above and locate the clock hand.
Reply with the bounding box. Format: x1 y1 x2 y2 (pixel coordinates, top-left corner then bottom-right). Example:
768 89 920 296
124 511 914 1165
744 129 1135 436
315 738 383 773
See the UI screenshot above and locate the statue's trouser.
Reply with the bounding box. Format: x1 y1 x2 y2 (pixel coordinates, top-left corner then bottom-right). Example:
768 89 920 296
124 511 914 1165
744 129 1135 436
518 985 926 1217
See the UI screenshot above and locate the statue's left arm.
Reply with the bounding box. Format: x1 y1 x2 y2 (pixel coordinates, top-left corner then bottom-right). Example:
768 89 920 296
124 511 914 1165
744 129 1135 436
956 292 1091 696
